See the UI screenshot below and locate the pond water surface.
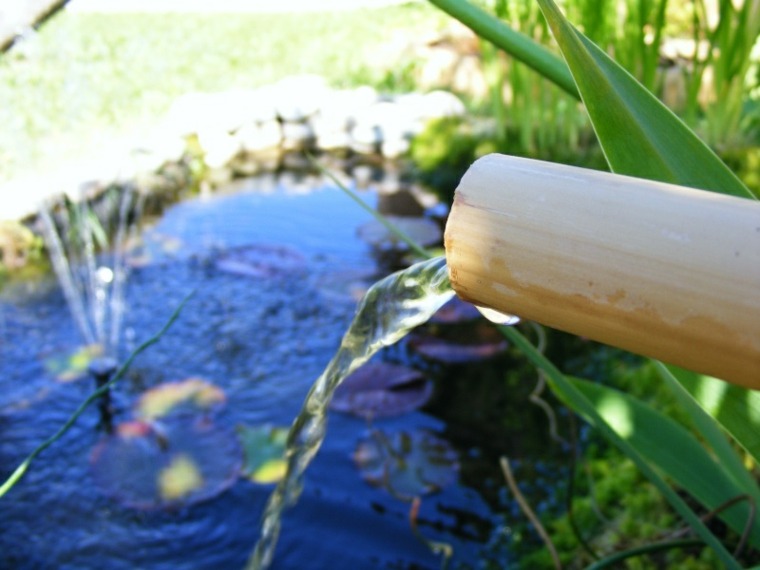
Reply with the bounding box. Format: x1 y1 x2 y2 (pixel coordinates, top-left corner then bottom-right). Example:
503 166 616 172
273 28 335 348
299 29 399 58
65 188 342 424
0 174 565 569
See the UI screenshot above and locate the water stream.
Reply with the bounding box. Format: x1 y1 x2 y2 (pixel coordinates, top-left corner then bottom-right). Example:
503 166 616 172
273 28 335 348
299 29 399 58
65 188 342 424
249 255 454 569
38 187 142 360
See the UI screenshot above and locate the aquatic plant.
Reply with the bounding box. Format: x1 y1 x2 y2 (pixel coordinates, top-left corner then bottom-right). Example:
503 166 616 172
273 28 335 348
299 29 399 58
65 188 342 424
432 0 760 156
330 361 433 420
90 416 241 509
305 2 760 566
422 0 760 566
354 429 459 501
238 425 290 485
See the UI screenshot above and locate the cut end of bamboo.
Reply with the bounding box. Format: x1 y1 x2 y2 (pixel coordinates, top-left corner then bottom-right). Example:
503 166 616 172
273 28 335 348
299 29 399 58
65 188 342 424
444 154 760 388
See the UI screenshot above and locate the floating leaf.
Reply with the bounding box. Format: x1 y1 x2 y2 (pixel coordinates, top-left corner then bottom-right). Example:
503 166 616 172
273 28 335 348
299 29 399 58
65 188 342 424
158 453 204 501
237 424 289 484
135 378 226 420
408 333 508 364
42 344 104 382
214 244 306 278
90 417 241 509
354 430 459 500
357 217 442 251
428 297 481 324
331 362 433 419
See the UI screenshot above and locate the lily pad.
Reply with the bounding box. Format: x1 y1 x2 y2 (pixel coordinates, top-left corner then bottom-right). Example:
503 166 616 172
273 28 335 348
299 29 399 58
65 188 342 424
237 424 289 484
428 297 482 325
357 216 442 251
331 362 433 420
90 417 241 509
353 430 459 500
407 333 508 364
42 344 104 382
135 378 226 420
158 453 204 501
214 244 306 278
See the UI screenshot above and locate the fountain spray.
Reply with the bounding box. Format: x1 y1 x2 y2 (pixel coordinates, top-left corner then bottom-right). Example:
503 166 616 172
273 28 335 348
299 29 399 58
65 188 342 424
38 185 143 430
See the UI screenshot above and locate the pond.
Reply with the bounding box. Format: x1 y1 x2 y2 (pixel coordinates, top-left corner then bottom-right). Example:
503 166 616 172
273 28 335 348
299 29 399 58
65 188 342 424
0 172 566 569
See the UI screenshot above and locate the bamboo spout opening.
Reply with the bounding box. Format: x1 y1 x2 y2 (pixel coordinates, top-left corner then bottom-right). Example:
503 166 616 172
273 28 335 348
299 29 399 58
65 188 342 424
443 154 760 388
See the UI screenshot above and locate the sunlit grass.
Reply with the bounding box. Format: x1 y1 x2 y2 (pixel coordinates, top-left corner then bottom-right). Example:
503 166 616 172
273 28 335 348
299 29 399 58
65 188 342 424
0 4 445 183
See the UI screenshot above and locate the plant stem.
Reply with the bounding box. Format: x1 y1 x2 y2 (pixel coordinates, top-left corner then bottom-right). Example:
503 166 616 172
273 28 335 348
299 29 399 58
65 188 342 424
498 325 742 570
427 0 579 98
0 294 192 499
500 456 562 569
313 157 432 260
586 539 705 569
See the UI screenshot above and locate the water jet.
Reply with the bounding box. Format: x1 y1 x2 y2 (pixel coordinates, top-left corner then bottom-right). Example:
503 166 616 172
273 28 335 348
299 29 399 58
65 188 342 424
38 185 143 427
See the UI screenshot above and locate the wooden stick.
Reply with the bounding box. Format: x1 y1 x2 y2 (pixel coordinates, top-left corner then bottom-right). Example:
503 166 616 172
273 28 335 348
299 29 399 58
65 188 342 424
444 154 760 388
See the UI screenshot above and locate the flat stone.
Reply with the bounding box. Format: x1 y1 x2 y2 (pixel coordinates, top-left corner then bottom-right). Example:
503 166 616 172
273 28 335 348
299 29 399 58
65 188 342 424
351 122 383 153
236 120 282 153
376 186 424 216
380 137 410 159
280 121 315 151
166 90 268 136
419 90 466 119
197 129 241 169
314 129 351 152
273 75 328 122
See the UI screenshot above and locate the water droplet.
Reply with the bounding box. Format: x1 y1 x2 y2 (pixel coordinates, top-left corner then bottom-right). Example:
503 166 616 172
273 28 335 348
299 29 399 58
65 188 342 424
475 306 520 326
96 266 114 284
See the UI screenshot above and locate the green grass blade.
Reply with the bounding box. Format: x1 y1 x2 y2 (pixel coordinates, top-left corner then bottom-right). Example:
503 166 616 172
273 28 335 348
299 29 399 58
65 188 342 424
498 325 741 568
427 0 579 98
656 361 759 494
664 364 760 468
536 0 755 199
0 295 191 499
587 539 705 570
572 376 760 548
313 158 432 260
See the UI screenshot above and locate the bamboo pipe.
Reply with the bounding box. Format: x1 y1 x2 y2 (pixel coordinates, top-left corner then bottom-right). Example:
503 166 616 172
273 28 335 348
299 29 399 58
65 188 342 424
444 154 760 389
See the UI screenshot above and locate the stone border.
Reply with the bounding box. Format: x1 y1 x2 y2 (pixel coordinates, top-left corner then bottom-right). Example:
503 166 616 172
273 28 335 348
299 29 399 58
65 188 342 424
0 76 465 273
1 75 465 222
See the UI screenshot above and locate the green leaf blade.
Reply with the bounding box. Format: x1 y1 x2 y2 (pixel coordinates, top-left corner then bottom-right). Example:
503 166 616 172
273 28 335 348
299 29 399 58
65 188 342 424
572 376 760 548
656 362 759 494
665 364 760 468
536 0 755 200
498 325 742 569
427 0 579 98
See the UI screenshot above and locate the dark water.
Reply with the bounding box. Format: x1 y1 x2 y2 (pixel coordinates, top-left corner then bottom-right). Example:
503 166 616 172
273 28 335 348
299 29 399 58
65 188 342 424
0 175 565 569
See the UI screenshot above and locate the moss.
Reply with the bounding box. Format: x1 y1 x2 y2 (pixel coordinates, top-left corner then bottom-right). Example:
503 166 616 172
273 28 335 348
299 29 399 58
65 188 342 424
0 220 45 287
720 145 760 198
512 452 717 569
